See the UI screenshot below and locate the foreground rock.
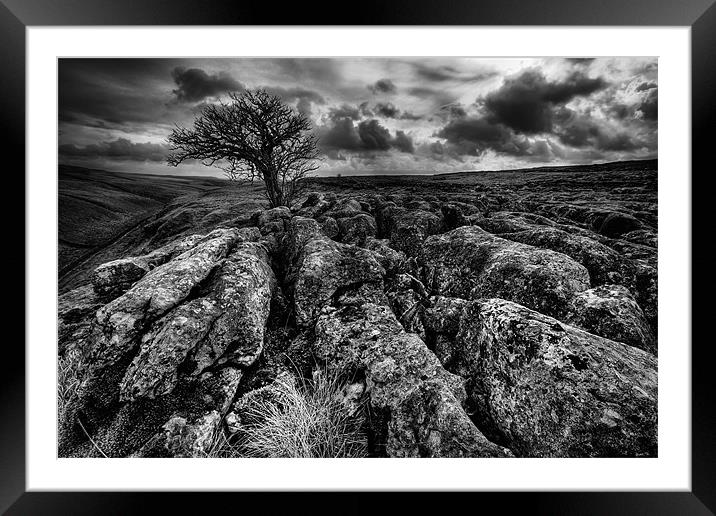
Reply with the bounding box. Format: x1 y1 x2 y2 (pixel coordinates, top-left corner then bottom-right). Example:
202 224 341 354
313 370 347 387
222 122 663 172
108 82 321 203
313 302 512 458
253 206 292 235
120 242 276 400
60 228 275 457
365 238 406 275
90 234 205 299
59 161 659 459
452 298 657 457
628 262 658 333
564 285 656 355
422 226 590 319
474 211 557 234
64 362 243 458
337 213 377 245
389 210 442 257
385 273 429 336
86 228 242 376
500 226 657 333
158 410 221 458
500 226 624 286
58 285 103 355
323 198 364 219
287 218 386 327
422 296 469 367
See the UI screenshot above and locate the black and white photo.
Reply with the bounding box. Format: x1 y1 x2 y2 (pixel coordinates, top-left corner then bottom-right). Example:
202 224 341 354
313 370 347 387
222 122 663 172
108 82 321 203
57 56 659 459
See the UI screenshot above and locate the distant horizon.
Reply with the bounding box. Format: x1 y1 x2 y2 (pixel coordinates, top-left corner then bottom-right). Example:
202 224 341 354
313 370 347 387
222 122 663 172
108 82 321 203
59 156 658 181
59 57 657 178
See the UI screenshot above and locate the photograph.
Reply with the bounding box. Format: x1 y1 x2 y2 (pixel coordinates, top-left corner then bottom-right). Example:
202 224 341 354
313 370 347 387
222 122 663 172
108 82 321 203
56 56 660 459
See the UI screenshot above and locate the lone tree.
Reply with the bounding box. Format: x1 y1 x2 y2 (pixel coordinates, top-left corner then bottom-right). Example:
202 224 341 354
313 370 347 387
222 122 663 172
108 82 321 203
167 89 320 208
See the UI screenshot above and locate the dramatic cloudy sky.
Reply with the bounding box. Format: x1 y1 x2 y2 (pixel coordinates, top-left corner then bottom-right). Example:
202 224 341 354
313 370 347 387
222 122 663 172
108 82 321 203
58 57 657 176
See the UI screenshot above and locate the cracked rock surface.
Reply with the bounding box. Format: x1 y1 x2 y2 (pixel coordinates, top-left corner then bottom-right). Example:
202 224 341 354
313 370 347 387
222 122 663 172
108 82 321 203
58 160 658 457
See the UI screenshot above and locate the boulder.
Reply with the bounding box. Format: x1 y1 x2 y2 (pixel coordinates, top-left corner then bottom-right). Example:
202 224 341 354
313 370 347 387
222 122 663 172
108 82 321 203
313 302 511 457
452 298 657 457
421 226 590 319
501 226 624 286
296 200 330 219
564 285 656 355
86 228 242 372
629 262 658 333
320 216 339 239
119 242 276 401
334 198 362 212
337 213 377 245
389 210 442 257
474 211 556 235
91 258 151 299
284 216 323 264
323 197 364 219
253 206 292 235
289 223 385 327
161 410 221 458
423 296 468 335
57 227 246 456
364 238 405 275
90 234 206 299
497 227 656 332
86 229 241 373
90 229 261 301
58 285 102 355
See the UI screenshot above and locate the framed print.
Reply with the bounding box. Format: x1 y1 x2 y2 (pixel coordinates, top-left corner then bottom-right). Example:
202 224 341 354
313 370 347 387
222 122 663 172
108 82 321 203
4 0 714 513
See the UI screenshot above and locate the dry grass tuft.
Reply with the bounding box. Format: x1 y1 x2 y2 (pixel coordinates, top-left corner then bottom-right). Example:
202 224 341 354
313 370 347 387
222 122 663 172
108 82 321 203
219 372 368 458
58 346 85 425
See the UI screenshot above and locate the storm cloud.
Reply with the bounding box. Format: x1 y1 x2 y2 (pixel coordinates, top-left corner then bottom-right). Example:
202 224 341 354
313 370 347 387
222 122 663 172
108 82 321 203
319 118 414 154
58 57 657 176
328 104 362 121
554 111 644 151
482 69 608 134
171 67 244 103
436 116 531 157
637 89 658 121
410 62 497 83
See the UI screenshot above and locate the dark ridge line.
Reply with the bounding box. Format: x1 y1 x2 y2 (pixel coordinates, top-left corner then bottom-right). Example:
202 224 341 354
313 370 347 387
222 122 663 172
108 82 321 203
59 159 657 183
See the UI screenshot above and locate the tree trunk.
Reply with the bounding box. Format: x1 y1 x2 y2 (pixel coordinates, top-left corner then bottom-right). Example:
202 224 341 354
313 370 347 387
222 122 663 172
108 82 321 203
262 166 283 208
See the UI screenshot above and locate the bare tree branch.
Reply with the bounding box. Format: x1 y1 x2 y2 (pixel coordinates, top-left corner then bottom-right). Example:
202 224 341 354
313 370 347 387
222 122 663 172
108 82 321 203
167 89 321 207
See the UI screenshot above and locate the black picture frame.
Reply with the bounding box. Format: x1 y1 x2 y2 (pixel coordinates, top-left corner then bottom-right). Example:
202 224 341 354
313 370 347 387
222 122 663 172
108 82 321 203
3 0 714 513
